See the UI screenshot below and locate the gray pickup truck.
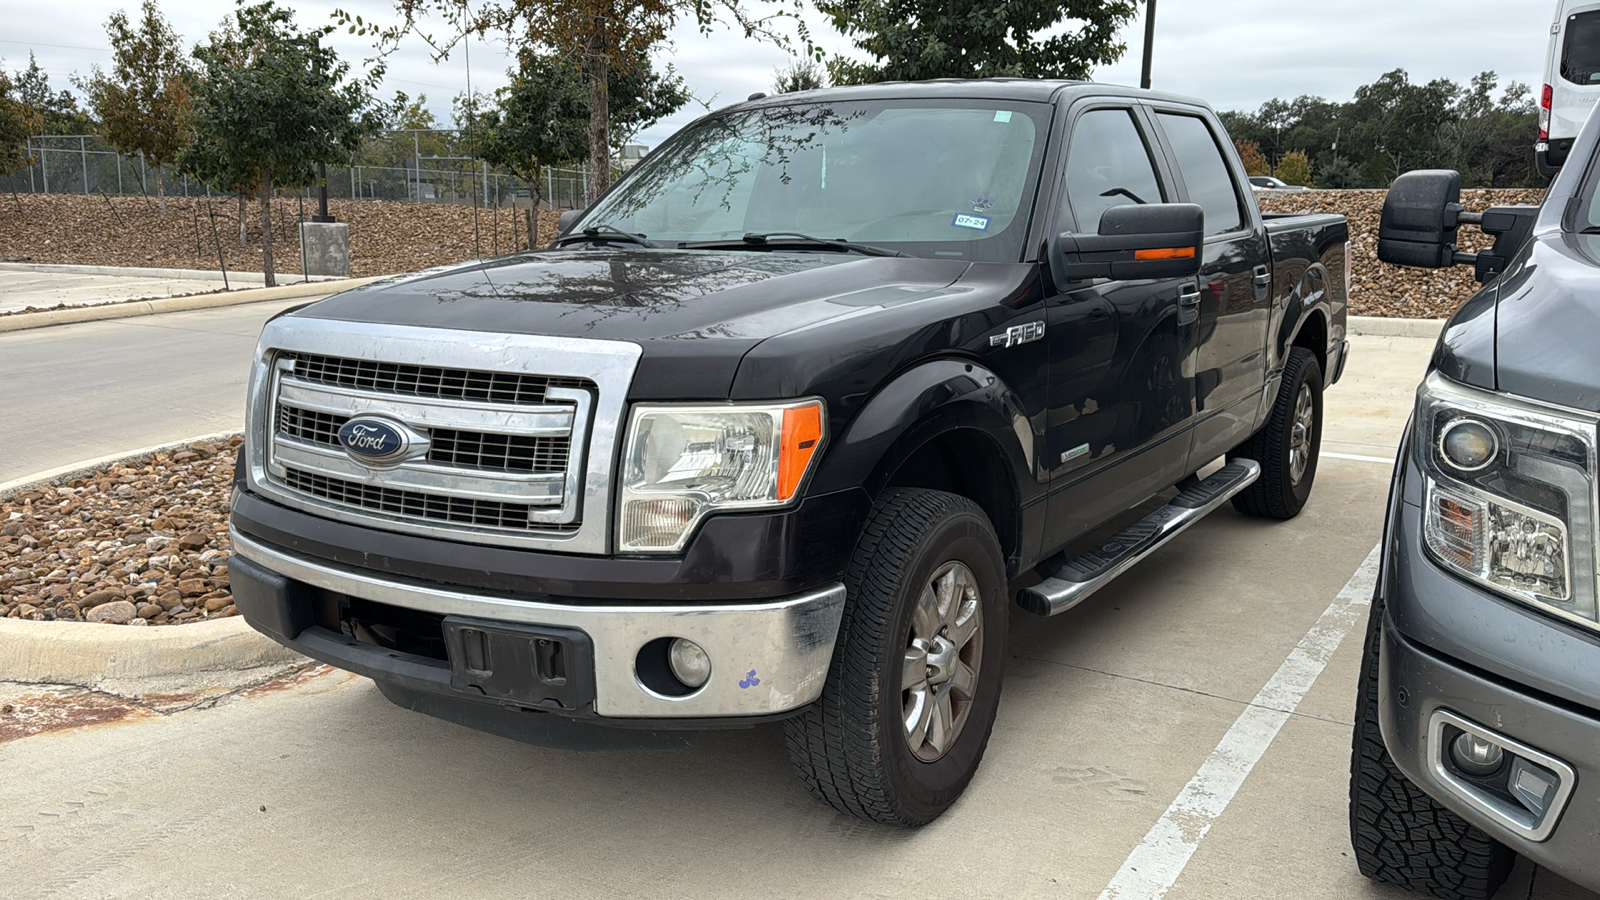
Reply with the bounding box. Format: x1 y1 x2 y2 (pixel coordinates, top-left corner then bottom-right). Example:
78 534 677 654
1350 104 1600 898
229 80 1349 824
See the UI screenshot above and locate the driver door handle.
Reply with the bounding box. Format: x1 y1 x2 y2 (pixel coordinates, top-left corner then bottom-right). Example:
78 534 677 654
1178 284 1203 306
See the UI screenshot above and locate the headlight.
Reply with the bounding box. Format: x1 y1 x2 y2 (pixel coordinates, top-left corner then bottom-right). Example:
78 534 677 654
618 400 825 552
1416 371 1598 626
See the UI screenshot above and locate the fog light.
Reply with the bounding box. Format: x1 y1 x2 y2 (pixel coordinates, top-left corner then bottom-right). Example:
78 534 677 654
1509 757 1560 816
1451 731 1505 776
668 638 711 689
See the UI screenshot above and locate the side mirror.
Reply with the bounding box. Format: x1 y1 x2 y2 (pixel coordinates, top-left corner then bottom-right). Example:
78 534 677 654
1053 203 1205 285
1378 170 1463 268
557 208 586 237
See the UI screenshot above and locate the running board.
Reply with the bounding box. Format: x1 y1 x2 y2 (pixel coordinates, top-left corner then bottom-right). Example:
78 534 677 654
1016 459 1261 617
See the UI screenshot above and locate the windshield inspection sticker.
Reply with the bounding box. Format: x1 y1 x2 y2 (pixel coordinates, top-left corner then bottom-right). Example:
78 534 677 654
952 213 991 231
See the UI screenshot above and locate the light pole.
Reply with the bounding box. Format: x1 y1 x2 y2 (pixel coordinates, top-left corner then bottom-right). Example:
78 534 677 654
1140 0 1158 90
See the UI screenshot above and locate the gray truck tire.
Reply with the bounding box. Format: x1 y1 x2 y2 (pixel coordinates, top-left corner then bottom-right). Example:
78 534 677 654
1349 601 1514 899
1231 346 1322 519
784 488 1008 825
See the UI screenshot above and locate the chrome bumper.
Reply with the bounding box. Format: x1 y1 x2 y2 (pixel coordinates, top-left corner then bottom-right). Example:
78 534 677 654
230 529 847 719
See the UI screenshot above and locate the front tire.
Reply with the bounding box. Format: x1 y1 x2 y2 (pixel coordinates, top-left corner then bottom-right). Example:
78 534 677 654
784 488 1008 825
1349 601 1514 899
1231 345 1323 519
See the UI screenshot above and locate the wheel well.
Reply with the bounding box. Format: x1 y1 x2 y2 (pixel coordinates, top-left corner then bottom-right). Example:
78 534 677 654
1292 310 1328 376
880 429 1019 565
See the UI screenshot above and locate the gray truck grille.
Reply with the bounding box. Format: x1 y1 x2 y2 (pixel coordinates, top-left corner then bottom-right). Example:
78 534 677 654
264 351 596 544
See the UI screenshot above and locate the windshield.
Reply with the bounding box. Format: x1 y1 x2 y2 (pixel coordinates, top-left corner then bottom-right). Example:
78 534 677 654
575 99 1052 262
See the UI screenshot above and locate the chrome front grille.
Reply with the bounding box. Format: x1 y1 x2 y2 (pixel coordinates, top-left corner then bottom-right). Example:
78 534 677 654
282 467 578 533
246 320 641 554
276 404 570 475
284 352 590 405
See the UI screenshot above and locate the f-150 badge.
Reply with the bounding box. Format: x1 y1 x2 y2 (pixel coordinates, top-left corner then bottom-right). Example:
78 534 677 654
990 321 1045 349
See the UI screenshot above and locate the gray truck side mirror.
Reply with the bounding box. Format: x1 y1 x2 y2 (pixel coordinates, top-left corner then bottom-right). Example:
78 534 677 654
1053 203 1205 285
1378 170 1463 269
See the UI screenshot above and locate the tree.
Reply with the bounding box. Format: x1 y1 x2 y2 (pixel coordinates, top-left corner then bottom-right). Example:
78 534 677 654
14 54 94 135
823 0 1136 85
79 0 193 210
1234 139 1269 177
0 63 42 176
773 58 825 93
1273 150 1314 188
1217 70 1545 189
185 1 384 285
343 0 786 204
460 48 687 199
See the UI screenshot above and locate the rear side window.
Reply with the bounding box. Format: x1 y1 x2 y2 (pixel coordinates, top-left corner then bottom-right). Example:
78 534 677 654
1563 11 1600 84
1157 113 1246 236
1062 108 1165 233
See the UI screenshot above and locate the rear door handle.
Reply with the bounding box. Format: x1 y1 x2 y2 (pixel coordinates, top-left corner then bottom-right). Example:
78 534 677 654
1252 265 1271 287
1178 284 1203 306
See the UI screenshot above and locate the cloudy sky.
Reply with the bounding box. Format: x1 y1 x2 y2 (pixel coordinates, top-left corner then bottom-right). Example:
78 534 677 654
0 0 1560 149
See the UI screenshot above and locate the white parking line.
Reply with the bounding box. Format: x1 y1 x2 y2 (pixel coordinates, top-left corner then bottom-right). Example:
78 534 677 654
1096 543 1382 900
1324 451 1395 465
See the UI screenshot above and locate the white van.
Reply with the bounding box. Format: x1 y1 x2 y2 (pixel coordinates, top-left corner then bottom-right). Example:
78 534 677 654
1542 0 1600 174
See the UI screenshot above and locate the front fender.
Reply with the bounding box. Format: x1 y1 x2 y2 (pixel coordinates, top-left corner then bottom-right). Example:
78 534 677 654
809 357 1035 501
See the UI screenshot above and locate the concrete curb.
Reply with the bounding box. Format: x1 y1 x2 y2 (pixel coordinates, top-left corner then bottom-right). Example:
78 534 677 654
0 275 382 334
1 430 308 694
0 616 307 698
1348 315 1446 339
0 431 241 501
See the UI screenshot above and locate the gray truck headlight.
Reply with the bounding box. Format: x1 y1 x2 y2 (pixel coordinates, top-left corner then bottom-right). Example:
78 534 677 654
618 400 825 552
1416 372 1598 625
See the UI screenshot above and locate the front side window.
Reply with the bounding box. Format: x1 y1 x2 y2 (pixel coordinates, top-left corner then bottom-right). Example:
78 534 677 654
1563 11 1600 85
1157 113 1247 236
1061 108 1165 233
578 100 1051 262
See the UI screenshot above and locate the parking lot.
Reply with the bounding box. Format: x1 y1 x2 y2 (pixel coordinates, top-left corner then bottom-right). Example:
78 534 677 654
1 305 1594 899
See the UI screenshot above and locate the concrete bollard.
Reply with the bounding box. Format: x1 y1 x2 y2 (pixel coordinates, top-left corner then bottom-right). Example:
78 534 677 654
299 222 351 277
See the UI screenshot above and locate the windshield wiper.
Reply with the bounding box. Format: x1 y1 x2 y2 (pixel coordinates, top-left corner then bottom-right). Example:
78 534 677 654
683 232 909 258
1580 226 1600 234
552 224 660 249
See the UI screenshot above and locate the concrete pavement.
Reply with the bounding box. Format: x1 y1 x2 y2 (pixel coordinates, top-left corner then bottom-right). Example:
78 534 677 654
0 263 277 314
0 297 312 482
1 324 1593 899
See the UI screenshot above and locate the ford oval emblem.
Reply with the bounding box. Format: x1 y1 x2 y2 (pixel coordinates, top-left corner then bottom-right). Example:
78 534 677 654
337 417 409 465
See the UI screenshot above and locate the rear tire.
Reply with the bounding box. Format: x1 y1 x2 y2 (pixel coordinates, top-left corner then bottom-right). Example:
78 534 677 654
784 488 1007 825
1231 346 1322 519
1349 600 1514 899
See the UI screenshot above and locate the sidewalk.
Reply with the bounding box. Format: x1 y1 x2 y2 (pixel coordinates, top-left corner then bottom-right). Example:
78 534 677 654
0 262 336 314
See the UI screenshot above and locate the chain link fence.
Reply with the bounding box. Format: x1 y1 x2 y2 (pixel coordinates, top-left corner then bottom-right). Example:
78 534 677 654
0 130 597 209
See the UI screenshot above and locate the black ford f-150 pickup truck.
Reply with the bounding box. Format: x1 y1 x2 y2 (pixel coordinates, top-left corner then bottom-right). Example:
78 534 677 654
228 80 1348 825
1349 97 1600 898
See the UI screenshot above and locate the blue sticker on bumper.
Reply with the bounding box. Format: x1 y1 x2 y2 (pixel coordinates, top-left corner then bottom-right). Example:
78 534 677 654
951 213 991 231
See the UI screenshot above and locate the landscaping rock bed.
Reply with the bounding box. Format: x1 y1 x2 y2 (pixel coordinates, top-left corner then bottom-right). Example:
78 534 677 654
0 194 565 279
1256 188 1545 319
1 438 242 626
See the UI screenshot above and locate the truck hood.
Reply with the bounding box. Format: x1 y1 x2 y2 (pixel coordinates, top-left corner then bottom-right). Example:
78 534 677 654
294 248 970 344
1436 232 1600 412
290 249 972 400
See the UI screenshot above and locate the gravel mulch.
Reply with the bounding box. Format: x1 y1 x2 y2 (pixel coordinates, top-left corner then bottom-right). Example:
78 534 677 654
0 194 565 279
1 438 242 626
1255 188 1546 320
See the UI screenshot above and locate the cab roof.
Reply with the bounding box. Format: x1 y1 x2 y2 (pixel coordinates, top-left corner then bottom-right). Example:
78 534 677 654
734 78 1211 111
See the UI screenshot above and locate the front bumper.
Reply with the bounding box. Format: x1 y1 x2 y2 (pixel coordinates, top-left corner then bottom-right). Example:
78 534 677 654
229 528 847 723
1379 614 1600 891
